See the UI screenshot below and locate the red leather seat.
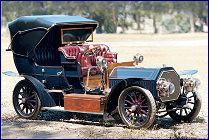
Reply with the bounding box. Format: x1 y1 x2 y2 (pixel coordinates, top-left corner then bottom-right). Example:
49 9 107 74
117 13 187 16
58 44 117 76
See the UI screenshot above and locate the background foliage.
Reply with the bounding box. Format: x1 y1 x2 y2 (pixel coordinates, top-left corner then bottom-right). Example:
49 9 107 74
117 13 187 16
1 1 208 33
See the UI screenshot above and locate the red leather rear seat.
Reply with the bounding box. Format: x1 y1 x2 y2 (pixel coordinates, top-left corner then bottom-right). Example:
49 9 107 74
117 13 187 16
58 44 117 75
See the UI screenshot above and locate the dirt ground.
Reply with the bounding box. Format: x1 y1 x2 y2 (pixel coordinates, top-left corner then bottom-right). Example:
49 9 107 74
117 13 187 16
1 33 208 139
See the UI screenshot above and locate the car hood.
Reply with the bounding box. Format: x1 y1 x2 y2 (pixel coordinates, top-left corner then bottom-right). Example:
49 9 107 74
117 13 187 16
109 66 177 81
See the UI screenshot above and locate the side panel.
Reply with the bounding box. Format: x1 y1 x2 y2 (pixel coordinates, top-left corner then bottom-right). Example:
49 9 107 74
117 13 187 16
35 66 68 89
83 74 104 90
64 94 106 113
13 54 34 75
109 79 156 96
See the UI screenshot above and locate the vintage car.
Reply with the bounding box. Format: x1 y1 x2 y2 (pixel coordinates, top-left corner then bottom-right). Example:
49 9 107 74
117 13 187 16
4 15 202 129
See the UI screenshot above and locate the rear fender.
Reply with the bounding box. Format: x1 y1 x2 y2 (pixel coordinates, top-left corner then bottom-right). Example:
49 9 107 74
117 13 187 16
23 75 56 107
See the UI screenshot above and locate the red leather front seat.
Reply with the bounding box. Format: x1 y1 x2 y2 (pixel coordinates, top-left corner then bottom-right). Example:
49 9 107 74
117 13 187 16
58 44 117 76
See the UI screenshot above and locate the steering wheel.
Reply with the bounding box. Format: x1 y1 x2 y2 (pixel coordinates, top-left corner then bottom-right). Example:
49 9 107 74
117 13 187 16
83 45 101 57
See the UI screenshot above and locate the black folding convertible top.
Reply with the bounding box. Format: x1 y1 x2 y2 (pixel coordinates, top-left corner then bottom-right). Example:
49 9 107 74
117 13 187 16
8 15 98 58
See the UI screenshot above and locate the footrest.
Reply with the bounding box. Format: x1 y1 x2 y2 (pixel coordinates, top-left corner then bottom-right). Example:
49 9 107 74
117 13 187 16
64 94 106 113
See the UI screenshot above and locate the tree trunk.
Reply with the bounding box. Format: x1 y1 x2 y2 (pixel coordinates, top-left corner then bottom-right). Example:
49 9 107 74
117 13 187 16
121 20 125 33
153 15 158 34
200 18 204 32
40 1 44 8
121 4 127 33
96 25 102 33
121 13 126 33
136 14 140 30
189 13 195 33
112 7 118 33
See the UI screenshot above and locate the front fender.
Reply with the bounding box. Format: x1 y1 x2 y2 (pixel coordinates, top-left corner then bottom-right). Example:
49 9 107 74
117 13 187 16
104 78 143 121
178 70 198 76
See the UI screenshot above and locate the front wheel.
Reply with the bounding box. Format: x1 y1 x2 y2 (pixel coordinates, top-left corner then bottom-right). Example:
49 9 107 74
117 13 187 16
13 79 41 119
118 86 156 129
166 91 201 122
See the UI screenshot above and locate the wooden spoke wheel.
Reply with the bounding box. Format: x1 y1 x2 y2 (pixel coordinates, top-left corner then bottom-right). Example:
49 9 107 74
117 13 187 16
13 80 41 119
118 86 156 129
166 91 201 122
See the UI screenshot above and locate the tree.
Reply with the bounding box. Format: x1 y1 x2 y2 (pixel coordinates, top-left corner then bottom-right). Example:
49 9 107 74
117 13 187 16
117 1 132 33
172 1 208 33
1 1 208 33
140 1 172 33
130 1 143 30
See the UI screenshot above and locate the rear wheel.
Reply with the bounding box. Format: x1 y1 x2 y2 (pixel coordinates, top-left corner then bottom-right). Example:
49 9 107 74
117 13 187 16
167 91 201 122
13 80 41 119
118 86 156 129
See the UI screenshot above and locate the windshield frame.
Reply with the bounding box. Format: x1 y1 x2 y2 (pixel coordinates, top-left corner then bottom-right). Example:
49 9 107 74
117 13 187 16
61 27 93 44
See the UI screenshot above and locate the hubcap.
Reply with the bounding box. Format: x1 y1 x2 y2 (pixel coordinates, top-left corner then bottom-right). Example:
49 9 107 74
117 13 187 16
22 98 27 103
131 105 137 111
